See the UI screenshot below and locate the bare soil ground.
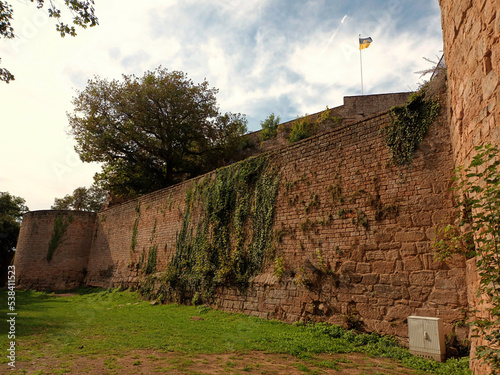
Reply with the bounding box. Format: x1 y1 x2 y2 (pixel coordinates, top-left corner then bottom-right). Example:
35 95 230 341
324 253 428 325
4 349 421 375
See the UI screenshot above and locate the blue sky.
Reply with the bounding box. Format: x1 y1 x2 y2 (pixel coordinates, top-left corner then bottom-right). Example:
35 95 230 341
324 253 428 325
0 0 443 210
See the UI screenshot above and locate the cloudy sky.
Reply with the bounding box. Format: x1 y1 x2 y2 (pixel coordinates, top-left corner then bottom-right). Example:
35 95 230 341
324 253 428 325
0 0 443 211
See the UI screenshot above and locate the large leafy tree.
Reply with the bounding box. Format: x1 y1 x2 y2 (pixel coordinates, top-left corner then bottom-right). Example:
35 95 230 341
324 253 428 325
0 0 98 83
0 192 28 284
51 185 106 212
69 68 248 197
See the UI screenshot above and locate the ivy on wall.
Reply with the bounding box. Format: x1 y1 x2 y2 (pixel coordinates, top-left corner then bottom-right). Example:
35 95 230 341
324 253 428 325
382 88 440 167
130 202 141 253
157 155 280 303
47 215 73 262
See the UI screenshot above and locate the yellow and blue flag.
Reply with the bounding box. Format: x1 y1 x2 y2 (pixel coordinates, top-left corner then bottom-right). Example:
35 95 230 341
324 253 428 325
359 37 373 50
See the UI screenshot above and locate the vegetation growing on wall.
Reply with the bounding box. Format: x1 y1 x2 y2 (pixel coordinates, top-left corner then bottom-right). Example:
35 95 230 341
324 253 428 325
155 155 280 303
288 117 318 144
433 145 500 371
382 88 440 167
259 113 280 141
286 107 344 144
130 202 140 253
47 215 73 262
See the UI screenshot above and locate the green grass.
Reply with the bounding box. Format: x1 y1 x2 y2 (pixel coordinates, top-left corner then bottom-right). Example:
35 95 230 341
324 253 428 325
0 288 471 374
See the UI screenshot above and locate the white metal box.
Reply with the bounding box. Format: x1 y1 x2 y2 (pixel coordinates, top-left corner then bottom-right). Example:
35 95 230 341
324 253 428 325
407 316 446 362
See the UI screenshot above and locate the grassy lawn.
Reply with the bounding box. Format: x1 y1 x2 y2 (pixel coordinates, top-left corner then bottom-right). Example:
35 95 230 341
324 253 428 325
0 288 471 374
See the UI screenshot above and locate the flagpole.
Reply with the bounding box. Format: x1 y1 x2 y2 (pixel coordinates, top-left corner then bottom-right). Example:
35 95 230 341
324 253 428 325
359 34 364 95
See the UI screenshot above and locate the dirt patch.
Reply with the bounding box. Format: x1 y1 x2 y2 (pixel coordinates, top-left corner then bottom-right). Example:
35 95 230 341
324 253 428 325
3 349 421 374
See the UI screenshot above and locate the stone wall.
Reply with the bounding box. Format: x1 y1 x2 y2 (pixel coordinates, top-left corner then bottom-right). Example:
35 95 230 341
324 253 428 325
247 92 410 154
14 210 96 290
439 0 499 373
211 91 467 340
15 84 464 341
440 0 499 166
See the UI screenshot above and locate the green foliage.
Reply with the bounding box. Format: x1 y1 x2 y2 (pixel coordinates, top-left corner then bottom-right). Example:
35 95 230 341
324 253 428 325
317 106 343 127
433 144 500 372
161 155 280 303
144 245 158 275
51 185 106 212
47 215 73 262
1 289 471 374
382 89 440 167
273 256 285 281
69 67 248 198
130 203 140 253
259 113 281 141
0 0 98 83
352 210 369 229
288 117 318 144
0 192 28 275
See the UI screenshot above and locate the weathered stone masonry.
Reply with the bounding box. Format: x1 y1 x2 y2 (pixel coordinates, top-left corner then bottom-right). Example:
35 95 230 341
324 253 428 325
15 87 469 344
439 0 500 373
13 1 500 372
15 210 96 290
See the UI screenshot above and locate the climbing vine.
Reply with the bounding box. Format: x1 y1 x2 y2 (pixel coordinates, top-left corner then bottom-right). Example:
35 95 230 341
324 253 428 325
160 155 280 303
130 202 140 252
433 144 500 371
382 88 440 167
47 215 73 262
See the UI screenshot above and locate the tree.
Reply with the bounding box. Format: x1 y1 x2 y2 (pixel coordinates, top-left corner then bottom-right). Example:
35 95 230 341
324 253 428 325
259 113 280 141
0 0 98 83
51 185 106 212
68 67 248 198
0 192 28 284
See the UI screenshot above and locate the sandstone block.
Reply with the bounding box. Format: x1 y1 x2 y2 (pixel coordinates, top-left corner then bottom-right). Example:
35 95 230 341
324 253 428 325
356 262 372 274
365 250 385 261
377 298 396 306
403 256 423 271
352 294 369 303
412 212 432 226
340 261 356 273
361 273 378 285
394 231 426 242
415 307 437 317
356 303 383 320
372 261 395 274
397 214 413 227
435 272 457 290
385 304 412 322
385 250 401 261
415 241 431 254
374 232 393 243
379 274 391 284
391 272 409 286
422 253 447 270
401 243 417 256
428 289 459 306
409 271 435 286
437 308 466 321
374 284 402 300
422 196 444 210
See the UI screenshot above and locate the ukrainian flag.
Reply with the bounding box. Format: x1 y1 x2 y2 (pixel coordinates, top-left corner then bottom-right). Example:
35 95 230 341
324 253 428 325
359 37 373 50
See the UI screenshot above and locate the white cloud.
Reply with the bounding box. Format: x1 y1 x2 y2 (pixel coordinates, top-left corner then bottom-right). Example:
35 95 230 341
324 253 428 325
0 0 443 210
